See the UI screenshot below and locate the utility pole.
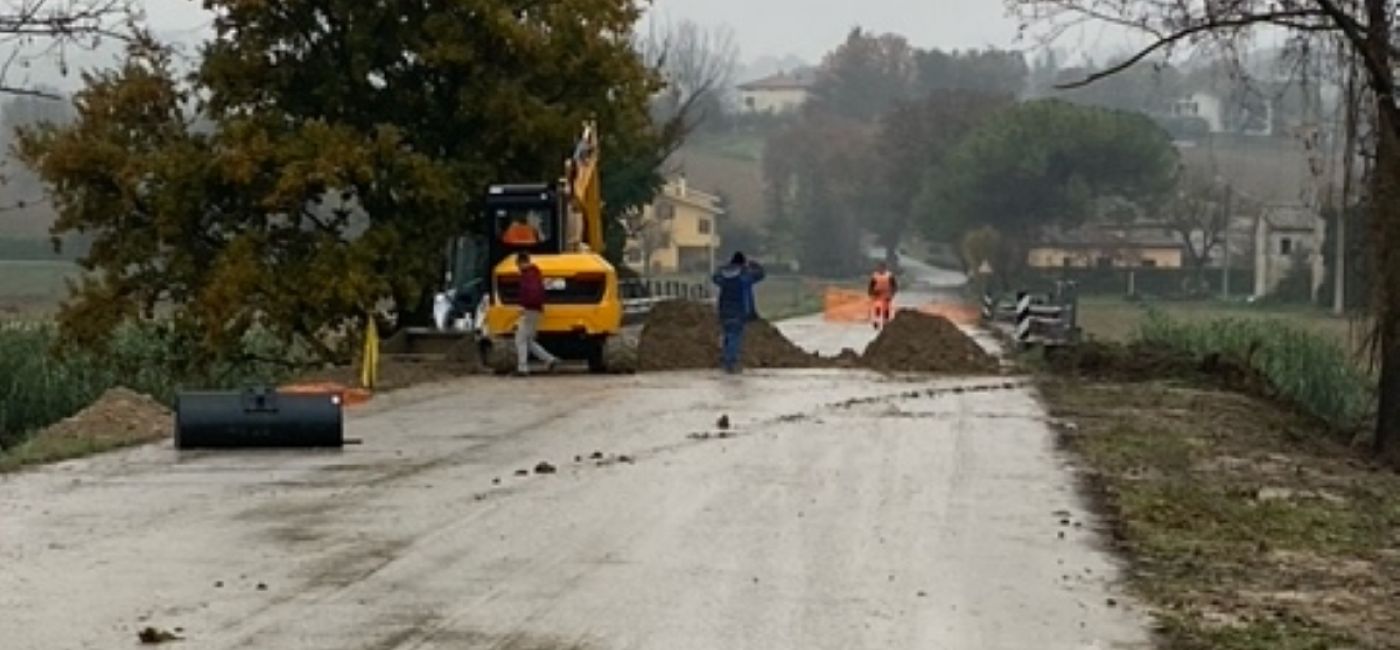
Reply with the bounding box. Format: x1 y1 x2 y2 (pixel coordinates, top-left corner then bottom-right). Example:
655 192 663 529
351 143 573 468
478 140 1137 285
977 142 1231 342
1336 51 1361 316
1222 182 1233 299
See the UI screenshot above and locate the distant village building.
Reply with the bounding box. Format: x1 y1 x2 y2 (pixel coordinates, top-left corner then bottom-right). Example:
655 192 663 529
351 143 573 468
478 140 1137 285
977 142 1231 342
1027 223 1186 270
1253 204 1325 297
625 177 724 274
735 69 816 114
1170 92 1226 134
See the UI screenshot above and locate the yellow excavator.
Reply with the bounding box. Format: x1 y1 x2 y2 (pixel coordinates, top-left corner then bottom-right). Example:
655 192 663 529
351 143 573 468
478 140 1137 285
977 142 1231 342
475 122 636 373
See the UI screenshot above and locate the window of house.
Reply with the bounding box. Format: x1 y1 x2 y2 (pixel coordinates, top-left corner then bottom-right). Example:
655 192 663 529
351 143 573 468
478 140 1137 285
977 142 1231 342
656 202 675 220
745 96 756 110
1062 257 1073 268
1280 237 1293 255
626 250 642 264
697 218 711 235
1096 256 1113 269
1142 259 1157 268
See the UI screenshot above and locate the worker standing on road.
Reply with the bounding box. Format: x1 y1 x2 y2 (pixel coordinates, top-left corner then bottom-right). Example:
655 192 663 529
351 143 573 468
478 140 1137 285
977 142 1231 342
868 261 898 329
514 252 559 376
712 251 766 374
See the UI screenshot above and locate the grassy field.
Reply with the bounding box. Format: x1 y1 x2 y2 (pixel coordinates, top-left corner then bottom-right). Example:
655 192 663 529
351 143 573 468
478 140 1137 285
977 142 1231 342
1078 297 1367 352
0 260 77 318
685 131 766 162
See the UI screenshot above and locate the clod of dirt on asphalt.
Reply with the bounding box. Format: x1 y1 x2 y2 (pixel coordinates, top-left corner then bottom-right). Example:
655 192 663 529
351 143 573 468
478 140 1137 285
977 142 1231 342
491 477 501 485
35 387 171 449
514 469 529 477
716 414 730 430
137 626 182 644
589 451 604 460
255 582 268 591
859 310 998 374
534 461 557 475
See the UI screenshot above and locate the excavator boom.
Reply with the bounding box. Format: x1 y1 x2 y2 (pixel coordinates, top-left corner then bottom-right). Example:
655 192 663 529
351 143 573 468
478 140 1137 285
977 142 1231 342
567 121 605 254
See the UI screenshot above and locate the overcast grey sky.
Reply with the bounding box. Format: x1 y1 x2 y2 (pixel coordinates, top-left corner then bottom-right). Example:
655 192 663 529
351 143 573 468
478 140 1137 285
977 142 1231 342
135 0 1144 62
18 0 1149 92
647 0 1020 63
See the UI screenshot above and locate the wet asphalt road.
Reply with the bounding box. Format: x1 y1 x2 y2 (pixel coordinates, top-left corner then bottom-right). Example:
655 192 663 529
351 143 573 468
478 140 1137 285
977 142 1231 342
0 313 1151 650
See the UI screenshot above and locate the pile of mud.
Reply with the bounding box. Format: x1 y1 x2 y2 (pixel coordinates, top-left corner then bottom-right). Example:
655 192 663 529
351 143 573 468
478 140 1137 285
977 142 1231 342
638 301 825 371
38 387 172 445
860 309 999 374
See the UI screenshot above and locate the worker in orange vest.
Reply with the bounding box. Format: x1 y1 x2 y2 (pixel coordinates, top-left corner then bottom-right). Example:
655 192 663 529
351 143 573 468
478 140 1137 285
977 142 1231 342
501 214 542 247
868 261 898 329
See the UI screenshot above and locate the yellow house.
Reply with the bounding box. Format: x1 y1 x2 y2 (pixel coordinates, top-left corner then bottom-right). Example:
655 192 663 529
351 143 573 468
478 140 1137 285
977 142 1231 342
625 177 724 274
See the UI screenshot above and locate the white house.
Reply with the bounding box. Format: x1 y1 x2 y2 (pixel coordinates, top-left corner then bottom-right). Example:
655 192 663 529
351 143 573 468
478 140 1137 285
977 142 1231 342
736 69 816 114
1171 92 1226 133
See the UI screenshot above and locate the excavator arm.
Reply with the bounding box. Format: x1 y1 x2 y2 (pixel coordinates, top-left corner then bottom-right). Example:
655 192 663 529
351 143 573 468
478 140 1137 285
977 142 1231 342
566 121 605 254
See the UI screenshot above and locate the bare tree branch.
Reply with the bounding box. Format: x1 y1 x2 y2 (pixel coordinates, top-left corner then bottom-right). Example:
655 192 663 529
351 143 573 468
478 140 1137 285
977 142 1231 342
636 17 739 133
1053 9 1335 90
0 0 140 98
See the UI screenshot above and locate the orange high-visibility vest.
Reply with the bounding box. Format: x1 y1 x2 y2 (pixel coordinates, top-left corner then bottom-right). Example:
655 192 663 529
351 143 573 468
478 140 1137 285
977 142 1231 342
501 223 540 246
870 271 894 298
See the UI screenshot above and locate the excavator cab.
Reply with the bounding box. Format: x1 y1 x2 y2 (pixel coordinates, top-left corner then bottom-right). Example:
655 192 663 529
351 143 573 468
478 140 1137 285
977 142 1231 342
484 183 565 266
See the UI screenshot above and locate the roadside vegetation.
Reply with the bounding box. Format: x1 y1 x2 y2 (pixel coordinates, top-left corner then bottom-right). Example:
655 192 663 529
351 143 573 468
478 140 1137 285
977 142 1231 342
1045 379 1400 649
1039 313 1395 648
0 323 296 466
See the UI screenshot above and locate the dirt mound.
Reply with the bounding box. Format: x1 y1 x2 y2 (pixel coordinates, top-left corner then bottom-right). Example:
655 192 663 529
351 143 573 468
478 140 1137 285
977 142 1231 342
860 309 998 374
38 387 172 446
638 301 826 371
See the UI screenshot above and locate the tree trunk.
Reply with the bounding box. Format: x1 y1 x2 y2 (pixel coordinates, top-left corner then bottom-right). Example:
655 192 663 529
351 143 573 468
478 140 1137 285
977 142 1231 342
1373 122 1400 462
1366 0 1400 464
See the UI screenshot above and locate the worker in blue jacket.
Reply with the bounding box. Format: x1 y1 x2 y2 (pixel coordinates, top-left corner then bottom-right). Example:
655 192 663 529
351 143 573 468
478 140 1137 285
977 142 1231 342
712 251 766 374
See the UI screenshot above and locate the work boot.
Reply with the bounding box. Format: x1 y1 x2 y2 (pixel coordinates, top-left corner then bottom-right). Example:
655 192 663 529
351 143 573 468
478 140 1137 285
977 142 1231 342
546 359 559 373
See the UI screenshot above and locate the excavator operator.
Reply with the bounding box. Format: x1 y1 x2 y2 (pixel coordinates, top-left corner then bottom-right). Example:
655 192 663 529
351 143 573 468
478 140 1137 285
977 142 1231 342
501 213 542 247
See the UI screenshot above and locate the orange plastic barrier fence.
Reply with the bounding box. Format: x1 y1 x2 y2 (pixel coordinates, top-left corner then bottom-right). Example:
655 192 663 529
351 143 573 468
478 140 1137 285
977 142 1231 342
823 287 871 322
821 287 979 325
279 382 373 408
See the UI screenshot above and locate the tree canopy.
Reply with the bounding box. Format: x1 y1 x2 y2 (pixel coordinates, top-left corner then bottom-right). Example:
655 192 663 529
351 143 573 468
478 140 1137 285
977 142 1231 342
20 1 670 363
762 30 1028 271
914 99 1178 278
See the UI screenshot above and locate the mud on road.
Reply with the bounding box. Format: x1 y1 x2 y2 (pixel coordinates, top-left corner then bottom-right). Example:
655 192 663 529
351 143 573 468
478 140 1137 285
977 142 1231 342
0 305 1150 649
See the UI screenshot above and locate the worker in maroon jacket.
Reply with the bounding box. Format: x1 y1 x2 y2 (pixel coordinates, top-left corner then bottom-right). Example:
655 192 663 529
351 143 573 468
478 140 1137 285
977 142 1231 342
514 252 559 376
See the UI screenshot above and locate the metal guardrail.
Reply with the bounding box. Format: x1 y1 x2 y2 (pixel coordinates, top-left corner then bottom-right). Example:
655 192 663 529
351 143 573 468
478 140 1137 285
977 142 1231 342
619 278 713 325
981 281 1081 347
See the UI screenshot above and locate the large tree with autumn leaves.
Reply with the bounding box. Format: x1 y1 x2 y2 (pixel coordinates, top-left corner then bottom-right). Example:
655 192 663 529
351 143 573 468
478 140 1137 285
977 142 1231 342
18 1 670 365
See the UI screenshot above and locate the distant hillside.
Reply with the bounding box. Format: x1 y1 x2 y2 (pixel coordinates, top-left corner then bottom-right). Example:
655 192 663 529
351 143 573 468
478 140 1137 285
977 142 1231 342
669 131 769 228
0 201 57 239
